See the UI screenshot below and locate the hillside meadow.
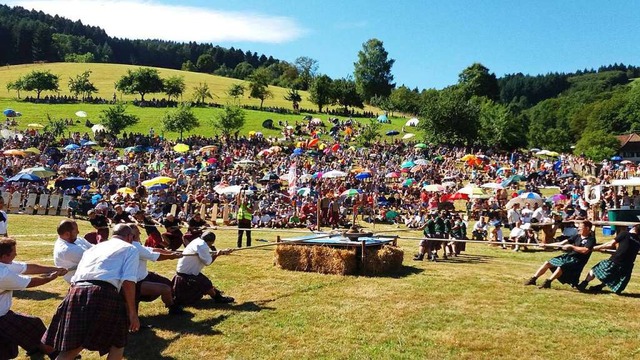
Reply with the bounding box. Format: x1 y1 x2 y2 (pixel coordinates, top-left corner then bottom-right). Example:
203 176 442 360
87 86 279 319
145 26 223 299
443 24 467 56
7 214 640 360
0 63 421 140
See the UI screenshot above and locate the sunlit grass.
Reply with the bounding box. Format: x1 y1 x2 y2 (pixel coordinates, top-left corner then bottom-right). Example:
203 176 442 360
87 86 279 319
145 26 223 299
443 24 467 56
7 214 639 359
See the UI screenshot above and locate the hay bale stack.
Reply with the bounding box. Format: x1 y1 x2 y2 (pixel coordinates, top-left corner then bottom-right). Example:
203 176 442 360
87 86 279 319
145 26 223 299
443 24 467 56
310 246 358 275
362 245 404 275
274 244 312 271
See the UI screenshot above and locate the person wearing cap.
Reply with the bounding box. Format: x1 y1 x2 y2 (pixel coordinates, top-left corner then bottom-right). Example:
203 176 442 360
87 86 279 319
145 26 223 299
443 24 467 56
43 224 140 359
524 221 595 289
172 231 235 306
577 223 640 294
0 237 67 359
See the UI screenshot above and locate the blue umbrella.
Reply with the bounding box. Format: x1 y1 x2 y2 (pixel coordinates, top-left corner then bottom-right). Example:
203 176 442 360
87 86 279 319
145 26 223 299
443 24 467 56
64 144 80 151
183 168 198 175
611 156 622 161
148 183 169 191
385 130 399 136
82 141 98 147
293 148 303 155
401 161 415 169
91 194 102 205
3 109 16 117
355 172 372 180
7 173 42 183
55 177 90 189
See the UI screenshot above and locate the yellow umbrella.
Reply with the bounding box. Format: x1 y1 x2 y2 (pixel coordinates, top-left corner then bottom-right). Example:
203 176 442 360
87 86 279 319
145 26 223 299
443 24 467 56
459 154 476 162
248 131 256 136
173 143 190 153
27 123 45 129
23 147 41 155
142 176 176 187
3 149 26 156
116 187 135 194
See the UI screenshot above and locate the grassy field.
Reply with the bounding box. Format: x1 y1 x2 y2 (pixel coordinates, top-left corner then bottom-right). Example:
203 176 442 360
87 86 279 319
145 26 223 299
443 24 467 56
8 214 640 360
0 63 421 141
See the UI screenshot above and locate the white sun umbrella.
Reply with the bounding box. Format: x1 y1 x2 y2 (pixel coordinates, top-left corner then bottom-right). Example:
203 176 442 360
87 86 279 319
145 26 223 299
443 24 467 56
442 181 457 188
414 158 429 165
219 185 253 196
75 111 88 118
322 170 348 178
115 164 129 172
0 129 15 139
457 184 486 196
405 118 419 126
402 133 415 140
481 183 504 190
506 197 526 210
299 174 313 182
235 159 258 167
423 184 445 192
85 166 99 174
91 124 106 133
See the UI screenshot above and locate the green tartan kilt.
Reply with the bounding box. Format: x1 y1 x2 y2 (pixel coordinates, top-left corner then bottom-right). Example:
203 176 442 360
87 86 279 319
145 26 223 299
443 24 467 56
548 254 585 286
592 259 634 294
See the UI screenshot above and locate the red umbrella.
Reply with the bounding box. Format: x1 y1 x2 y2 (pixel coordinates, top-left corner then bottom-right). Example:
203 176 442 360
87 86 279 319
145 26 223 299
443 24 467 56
447 192 470 201
331 143 341 152
206 158 217 164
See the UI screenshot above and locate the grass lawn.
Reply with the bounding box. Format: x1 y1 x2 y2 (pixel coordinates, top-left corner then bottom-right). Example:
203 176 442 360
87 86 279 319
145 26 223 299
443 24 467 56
8 214 640 359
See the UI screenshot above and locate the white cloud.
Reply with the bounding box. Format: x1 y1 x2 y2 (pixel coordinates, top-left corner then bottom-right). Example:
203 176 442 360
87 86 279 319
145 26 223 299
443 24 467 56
8 0 306 43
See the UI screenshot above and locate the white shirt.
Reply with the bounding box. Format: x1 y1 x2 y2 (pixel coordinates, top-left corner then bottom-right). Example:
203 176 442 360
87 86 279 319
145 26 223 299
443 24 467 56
507 209 520 224
0 261 29 316
532 208 544 222
53 236 93 283
71 238 139 291
473 222 487 231
132 241 160 281
176 238 213 276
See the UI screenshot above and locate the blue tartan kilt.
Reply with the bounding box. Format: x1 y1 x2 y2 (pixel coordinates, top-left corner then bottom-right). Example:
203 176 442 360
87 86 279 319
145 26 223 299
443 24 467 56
548 254 586 286
592 259 634 294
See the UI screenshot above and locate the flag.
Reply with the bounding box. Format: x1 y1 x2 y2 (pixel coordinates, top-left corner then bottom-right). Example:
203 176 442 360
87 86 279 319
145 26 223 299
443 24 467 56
288 162 297 197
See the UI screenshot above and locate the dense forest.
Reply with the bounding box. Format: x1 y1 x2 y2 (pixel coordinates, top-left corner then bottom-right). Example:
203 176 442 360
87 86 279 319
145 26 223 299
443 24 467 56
2 4 640 159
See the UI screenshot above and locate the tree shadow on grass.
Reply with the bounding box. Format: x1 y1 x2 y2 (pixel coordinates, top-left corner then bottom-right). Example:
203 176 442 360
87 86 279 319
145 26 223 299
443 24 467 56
126 312 226 359
13 289 62 301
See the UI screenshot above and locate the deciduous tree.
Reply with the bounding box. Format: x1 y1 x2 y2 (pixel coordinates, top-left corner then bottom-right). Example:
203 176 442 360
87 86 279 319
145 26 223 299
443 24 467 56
115 67 164 101
211 105 246 137
68 70 98 101
161 103 200 140
309 75 334 112
164 75 186 102
353 38 395 102
99 103 140 135
21 70 60 100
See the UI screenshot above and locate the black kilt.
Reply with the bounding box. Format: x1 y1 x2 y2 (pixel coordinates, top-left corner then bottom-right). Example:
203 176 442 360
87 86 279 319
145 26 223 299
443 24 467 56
137 272 173 303
162 230 184 251
0 310 46 359
172 273 213 306
592 259 634 294
42 282 128 356
548 254 586 286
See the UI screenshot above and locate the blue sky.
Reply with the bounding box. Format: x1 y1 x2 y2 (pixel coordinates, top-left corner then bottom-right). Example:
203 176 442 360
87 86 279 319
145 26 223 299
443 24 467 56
7 0 640 89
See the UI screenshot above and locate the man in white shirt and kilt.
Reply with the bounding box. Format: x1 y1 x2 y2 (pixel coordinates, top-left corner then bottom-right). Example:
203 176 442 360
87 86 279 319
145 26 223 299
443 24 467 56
0 238 67 359
524 221 596 289
42 224 140 360
52 219 93 284
577 224 640 294
172 231 235 306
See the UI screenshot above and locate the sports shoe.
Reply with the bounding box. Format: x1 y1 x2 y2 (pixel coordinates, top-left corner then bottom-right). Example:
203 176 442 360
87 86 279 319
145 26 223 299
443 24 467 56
413 254 424 261
213 291 235 303
589 284 606 293
524 277 537 286
575 281 589 292
168 304 186 315
539 279 552 289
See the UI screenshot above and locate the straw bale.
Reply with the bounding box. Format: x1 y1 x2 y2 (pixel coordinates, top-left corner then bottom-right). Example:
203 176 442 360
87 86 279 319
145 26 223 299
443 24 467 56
362 245 404 275
310 246 358 275
274 244 311 271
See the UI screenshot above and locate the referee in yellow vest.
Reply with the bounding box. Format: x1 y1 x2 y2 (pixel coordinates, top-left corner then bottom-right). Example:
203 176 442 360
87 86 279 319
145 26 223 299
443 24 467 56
236 187 253 248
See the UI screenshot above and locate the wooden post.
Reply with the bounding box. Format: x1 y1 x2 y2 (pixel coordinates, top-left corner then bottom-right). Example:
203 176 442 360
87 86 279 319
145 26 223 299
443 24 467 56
277 235 281 243
210 203 218 225
316 181 322 231
361 240 366 262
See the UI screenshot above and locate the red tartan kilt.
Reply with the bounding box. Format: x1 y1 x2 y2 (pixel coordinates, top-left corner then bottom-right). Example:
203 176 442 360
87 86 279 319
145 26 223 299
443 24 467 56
172 273 213 306
0 310 46 359
42 283 128 356
162 230 183 251
136 272 173 303
144 232 164 248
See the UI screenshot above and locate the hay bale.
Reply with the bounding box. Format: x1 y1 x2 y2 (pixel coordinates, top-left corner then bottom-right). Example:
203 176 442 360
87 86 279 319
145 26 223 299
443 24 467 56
362 245 404 275
310 246 357 275
274 244 311 271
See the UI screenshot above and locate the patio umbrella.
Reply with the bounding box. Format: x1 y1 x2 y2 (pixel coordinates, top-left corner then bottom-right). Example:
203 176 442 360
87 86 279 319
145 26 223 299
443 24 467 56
610 155 622 161
23 147 41 155
414 159 429 165
355 172 372 180
405 118 419 126
116 187 135 195
385 130 399 136
27 123 45 129
257 149 272 157
423 184 445 192
7 173 42 183
403 178 416 187
142 176 176 187
3 109 17 117
148 183 169 191
91 124 106 133
183 168 198 175
457 184 486 196
323 170 348 178
3 149 26 156
340 189 362 197
481 183 504 190
81 141 97 147
115 165 129 172
297 188 313 196
414 143 427 149
55 177 90 189
385 172 400 178
447 192 469 201
401 161 415 169
557 173 577 179
235 160 257 167
19 166 56 178
75 111 88 118
64 144 80 151
550 193 568 203
199 145 217 153
402 133 415 140
173 143 190 153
